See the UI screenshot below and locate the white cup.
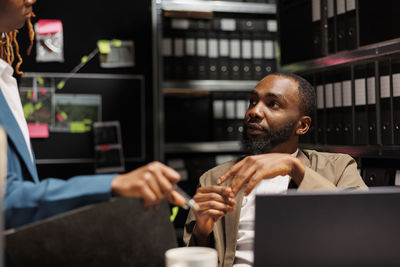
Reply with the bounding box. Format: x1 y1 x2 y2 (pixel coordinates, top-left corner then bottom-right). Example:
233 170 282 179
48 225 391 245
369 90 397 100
165 247 218 267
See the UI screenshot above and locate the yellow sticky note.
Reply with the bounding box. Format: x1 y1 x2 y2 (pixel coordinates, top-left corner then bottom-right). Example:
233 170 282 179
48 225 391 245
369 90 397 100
27 90 32 99
35 102 43 110
97 40 111 54
23 103 34 118
57 80 65 90
83 118 92 124
111 39 122 48
60 111 68 120
70 122 87 133
170 206 179 222
81 56 88 63
37 77 44 85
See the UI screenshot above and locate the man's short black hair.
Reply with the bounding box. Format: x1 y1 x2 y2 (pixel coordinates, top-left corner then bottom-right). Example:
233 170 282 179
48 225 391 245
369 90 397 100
271 72 316 118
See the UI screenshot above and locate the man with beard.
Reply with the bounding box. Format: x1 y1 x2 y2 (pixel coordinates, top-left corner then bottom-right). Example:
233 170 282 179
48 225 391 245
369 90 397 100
183 73 367 267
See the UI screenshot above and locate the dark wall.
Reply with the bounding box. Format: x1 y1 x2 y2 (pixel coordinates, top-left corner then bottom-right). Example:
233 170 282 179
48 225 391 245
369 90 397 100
16 0 155 178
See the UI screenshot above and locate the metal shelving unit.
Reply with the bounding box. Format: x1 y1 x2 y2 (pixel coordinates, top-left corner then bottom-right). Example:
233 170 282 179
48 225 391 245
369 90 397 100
165 141 241 153
163 80 258 91
282 38 400 73
160 0 276 14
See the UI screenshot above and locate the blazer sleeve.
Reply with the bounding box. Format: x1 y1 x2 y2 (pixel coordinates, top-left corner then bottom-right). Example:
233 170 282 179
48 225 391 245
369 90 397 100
298 154 367 190
4 147 116 229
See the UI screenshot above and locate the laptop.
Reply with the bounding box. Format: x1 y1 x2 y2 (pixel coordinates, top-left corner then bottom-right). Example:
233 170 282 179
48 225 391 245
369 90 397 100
254 188 400 267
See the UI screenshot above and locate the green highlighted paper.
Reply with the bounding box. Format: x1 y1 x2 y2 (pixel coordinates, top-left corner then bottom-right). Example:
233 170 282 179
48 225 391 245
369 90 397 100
97 40 111 54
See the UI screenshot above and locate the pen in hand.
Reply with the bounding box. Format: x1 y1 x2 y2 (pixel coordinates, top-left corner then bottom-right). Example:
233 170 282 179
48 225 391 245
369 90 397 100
171 185 199 211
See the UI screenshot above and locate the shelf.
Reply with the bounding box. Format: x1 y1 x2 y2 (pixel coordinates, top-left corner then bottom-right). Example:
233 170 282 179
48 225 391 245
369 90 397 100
160 0 276 14
163 80 258 91
281 38 400 73
165 141 242 153
300 144 400 158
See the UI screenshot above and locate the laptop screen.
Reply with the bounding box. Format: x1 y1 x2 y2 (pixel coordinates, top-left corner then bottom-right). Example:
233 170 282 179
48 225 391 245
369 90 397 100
254 188 400 266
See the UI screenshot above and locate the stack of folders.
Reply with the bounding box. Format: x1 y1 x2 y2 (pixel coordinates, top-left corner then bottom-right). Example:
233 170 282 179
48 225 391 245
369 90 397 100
162 16 278 80
281 0 400 64
212 92 249 141
303 65 400 146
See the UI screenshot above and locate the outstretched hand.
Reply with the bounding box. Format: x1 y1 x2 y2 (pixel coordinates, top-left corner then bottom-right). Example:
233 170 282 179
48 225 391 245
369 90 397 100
216 153 305 196
111 161 186 207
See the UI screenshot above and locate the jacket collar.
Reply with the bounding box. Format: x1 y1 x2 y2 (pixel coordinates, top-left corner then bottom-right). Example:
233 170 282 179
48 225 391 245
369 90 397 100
0 89 38 182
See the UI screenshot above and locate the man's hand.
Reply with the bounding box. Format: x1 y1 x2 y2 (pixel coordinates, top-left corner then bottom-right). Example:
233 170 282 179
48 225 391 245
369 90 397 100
192 186 236 246
216 153 306 196
111 161 185 207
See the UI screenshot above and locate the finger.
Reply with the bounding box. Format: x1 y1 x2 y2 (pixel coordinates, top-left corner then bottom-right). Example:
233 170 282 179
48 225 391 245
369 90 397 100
197 186 233 198
168 190 187 207
140 184 158 206
152 161 181 183
193 192 236 206
197 200 235 213
148 166 174 194
197 209 227 219
145 173 165 202
244 171 264 196
229 165 257 196
217 160 245 184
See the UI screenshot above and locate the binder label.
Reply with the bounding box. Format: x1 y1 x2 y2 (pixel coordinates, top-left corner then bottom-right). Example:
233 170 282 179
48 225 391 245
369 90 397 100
367 77 376 104
185 38 195 56
221 19 236 31
264 40 274 59
236 100 247 119
336 0 346 15
208 39 219 58
317 85 324 109
312 0 321 22
334 82 343 107
174 39 184 57
197 39 207 57
253 40 263 59
355 78 366 106
327 0 335 18
342 80 352 107
380 75 390 98
171 19 190 30
225 100 236 119
242 40 252 59
392 73 400 97
325 83 334 108
162 38 172 57
213 100 224 119
230 40 241 59
220 39 229 57
267 20 278 32
346 0 356 11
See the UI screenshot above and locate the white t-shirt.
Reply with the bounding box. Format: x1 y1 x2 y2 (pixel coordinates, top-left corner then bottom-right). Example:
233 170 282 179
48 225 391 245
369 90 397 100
0 58 33 162
233 150 299 267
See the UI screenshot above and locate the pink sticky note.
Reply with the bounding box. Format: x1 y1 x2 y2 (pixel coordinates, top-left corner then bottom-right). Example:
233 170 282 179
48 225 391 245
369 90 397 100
37 19 63 35
28 123 49 139
56 113 64 122
40 86 47 96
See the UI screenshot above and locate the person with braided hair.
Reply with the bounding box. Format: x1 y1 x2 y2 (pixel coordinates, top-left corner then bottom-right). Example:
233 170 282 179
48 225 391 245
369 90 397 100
0 0 186 229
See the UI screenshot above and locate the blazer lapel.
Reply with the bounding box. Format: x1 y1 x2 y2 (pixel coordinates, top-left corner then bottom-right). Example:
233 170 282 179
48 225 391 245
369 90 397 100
0 90 38 182
223 185 245 266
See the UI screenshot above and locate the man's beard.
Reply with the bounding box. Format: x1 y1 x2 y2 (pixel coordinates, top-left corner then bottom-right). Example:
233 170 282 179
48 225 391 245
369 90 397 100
241 120 297 155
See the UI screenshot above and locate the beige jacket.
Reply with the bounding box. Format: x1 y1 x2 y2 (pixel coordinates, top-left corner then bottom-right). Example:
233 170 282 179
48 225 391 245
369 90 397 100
183 149 368 267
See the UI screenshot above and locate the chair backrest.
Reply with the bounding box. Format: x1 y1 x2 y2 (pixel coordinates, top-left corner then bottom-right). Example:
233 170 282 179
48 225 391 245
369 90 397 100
0 126 6 267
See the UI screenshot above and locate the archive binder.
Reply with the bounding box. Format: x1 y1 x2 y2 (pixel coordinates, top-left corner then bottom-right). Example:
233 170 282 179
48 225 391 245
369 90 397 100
333 81 344 144
392 62 400 145
311 0 322 58
316 84 326 144
354 74 368 145
367 73 378 145
229 32 242 80
336 0 346 52
345 0 357 50
327 0 336 54
208 32 219 80
380 64 392 145
325 82 336 144
342 79 353 145
241 33 253 80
